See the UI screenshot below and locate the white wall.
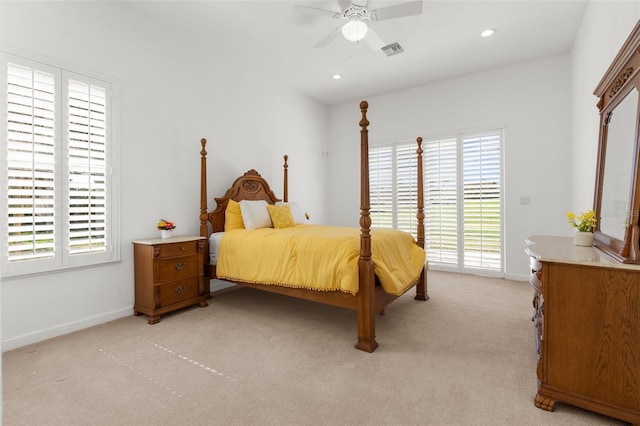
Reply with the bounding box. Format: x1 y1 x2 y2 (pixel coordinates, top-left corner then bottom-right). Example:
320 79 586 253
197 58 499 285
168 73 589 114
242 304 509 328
0 1 328 351
327 55 573 280
570 2 640 210
2 0 639 349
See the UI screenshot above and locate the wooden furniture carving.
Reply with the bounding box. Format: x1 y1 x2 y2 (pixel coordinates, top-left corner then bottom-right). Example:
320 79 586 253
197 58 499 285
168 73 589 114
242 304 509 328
199 101 428 352
593 20 640 263
133 236 209 324
526 236 640 425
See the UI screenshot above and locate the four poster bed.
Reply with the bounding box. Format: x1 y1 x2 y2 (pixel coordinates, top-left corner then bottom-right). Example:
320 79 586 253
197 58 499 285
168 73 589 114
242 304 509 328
198 101 428 352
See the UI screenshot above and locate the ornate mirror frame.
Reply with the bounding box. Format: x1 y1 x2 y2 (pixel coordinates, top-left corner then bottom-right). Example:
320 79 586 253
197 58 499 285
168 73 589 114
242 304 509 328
593 21 640 263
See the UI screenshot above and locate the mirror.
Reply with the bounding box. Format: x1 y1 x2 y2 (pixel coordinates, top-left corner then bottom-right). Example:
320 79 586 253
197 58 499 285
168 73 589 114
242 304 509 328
599 88 638 241
593 21 640 263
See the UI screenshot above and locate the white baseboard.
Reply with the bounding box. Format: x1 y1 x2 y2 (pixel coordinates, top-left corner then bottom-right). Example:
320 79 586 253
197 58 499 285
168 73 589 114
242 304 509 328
1 307 132 353
505 273 529 282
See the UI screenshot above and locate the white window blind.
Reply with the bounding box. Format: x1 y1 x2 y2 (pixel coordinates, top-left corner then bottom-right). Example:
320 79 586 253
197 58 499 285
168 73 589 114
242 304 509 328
396 143 417 234
2 53 118 277
462 134 502 270
369 141 419 238
424 138 458 266
370 129 504 275
425 131 503 274
66 78 108 255
369 146 393 228
6 62 58 262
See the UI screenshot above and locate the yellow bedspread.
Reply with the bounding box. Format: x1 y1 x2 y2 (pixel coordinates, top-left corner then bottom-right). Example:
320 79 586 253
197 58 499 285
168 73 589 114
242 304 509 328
216 225 426 295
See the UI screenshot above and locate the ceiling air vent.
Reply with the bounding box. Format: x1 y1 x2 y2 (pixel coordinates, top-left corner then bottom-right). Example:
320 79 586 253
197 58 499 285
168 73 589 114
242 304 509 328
381 42 404 57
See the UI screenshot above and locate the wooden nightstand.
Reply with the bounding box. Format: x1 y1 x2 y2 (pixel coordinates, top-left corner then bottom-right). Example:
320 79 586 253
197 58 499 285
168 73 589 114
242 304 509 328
132 236 209 324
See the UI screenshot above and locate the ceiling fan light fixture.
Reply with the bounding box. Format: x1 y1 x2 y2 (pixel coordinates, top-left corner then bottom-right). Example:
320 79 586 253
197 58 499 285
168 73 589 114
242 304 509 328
342 19 368 42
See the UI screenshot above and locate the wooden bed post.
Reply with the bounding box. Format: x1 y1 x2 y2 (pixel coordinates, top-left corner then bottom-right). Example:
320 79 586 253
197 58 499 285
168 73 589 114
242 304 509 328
283 155 288 203
356 100 378 353
415 137 429 301
200 138 209 239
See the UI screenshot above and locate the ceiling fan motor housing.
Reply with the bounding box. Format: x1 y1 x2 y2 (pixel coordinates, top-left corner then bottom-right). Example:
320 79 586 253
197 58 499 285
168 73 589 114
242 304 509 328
343 4 370 22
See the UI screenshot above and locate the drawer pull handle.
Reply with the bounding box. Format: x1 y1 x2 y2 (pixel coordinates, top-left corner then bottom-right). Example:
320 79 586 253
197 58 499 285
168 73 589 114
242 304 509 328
181 246 185 251
175 285 186 294
175 262 185 270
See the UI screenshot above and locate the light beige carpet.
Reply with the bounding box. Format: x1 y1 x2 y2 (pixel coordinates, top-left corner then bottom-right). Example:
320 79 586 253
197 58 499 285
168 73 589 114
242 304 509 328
2 271 626 425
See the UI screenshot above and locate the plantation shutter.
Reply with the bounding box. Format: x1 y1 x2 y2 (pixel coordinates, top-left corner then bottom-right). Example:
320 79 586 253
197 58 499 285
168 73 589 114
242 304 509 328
396 143 417 236
369 146 393 228
368 130 503 274
6 62 57 262
2 53 116 277
66 78 108 255
462 133 502 270
424 138 458 265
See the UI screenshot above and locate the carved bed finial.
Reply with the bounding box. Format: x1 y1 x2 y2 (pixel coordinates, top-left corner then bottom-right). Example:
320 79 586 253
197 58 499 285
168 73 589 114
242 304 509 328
243 169 261 177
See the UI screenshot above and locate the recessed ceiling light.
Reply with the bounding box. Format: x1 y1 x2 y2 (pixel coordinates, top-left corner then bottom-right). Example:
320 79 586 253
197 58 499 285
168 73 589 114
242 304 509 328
480 28 496 38
332 74 342 80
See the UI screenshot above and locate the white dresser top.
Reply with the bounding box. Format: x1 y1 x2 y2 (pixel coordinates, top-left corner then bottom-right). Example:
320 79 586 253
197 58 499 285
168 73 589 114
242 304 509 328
132 235 206 245
525 235 640 271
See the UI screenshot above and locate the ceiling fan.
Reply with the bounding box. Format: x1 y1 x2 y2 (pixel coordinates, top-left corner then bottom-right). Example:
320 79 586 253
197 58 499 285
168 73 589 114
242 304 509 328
292 0 423 50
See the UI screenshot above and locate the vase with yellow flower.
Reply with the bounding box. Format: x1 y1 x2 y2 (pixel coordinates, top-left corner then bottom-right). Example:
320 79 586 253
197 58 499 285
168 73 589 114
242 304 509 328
566 210 597 246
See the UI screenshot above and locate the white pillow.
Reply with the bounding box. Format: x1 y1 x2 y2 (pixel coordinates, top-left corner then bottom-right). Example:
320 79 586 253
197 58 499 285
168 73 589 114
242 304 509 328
239 199 273 229
276 201 306 224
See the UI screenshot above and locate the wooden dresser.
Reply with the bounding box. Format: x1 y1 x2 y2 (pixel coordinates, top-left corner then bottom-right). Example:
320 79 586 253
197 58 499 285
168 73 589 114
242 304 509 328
526 235 640 425
133 236 209 324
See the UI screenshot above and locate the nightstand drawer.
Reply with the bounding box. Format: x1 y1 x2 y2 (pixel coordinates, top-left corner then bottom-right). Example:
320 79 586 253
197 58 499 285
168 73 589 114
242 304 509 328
156 255 198 281
158 278 199 307
156 241 197 258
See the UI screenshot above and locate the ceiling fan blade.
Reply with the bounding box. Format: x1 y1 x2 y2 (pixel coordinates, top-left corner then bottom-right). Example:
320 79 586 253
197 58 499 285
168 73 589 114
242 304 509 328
314 27 342 48
338 0 351 12
370 0 423 21
363 27 385 51
292 5 342 19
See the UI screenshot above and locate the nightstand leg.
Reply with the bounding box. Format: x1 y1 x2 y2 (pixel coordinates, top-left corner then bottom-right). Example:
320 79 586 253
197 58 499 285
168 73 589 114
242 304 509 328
148 315 160 325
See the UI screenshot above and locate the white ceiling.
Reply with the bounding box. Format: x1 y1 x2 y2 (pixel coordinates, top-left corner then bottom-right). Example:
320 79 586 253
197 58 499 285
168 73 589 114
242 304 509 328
125 0 588 106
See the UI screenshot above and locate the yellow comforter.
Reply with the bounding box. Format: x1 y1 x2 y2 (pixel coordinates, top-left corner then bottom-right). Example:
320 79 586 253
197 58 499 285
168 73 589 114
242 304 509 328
216 225 426 295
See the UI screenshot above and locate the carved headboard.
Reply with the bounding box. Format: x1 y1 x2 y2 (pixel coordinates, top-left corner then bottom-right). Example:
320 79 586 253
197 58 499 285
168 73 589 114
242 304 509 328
208 169 281 233
199 139 288 237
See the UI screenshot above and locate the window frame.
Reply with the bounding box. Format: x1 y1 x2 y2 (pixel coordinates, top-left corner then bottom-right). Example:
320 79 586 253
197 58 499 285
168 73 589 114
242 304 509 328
1 51 120 278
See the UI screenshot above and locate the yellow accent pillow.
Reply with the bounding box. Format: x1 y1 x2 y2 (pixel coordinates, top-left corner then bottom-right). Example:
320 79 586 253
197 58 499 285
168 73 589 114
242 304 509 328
225 199 245 231
266 204 296 229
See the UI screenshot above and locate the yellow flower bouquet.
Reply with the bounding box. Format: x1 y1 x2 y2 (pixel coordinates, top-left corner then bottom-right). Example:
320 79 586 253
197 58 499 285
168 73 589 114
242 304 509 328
157 219 176 231
566 210 596 232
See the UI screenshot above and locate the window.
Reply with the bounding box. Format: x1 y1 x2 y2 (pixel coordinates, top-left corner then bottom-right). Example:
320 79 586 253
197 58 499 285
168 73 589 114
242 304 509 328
1 53 119 277
369 140 419 238
370 129 504 275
